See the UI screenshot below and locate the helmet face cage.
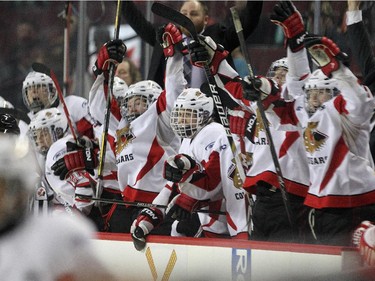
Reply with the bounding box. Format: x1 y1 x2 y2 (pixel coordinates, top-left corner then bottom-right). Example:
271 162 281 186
304 70 338 116
170 89 213 139
28 108 67 156
22 72 57 113
120 80 162 122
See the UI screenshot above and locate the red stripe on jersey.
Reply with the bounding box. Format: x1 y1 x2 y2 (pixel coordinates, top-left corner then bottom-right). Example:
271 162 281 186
319 136 349 192
273 101 300 126
122 185 158 203
103 83 122 121
76 118 94 139
333 95 348 115
279 131 300 158
304 189 375 208
107 133 116 155
156 91 167 115
135 137 165 184
190 151 221 192
244 171 308 197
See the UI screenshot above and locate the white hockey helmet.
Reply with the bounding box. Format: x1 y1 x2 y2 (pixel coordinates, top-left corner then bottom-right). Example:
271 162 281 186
267 57 288 86
267 57 288 77
0 96 14 109
0 135 38 232
304 69 338 116
22 71 58 113
28 108 68 156
112 76 128 105
170 88 214 138
121 80 162 122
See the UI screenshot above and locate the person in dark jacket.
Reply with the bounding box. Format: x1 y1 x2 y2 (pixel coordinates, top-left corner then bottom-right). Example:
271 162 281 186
121 0 263 88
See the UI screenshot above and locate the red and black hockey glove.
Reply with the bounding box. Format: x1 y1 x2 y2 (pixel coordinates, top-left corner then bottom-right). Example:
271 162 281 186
92 39 127 78
242 76 281 109
270 1 307 52
188 35 228 75
130 208 163 251
51 137 99 180
304 35 349 77
166 193 207 221
157 23 188 57
163 154 199 183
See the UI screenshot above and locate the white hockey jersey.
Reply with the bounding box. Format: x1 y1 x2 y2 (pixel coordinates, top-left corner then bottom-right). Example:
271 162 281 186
178 122 249 238
270 50 375 209
115 52 183 203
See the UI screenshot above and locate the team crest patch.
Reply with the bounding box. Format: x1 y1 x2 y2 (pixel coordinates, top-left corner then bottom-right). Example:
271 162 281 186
116 126 135 154
304 122 327 153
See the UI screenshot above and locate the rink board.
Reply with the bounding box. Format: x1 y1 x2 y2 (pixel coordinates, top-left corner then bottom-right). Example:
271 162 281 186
94 233 361 281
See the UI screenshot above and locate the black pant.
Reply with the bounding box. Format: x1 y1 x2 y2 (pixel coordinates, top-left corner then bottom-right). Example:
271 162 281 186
250 182 310 243
312 204 375 246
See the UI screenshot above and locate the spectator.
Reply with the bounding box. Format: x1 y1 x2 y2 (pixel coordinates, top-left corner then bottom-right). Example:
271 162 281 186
121 0 263 88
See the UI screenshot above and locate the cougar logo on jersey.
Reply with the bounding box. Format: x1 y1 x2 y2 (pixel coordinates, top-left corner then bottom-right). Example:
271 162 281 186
228 160 243 188
304 122 327 153
116 126 135 154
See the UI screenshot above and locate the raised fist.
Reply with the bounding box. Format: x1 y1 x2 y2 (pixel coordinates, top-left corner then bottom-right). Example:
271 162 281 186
157 23 187 57
93 39 127 77
305 35 349 77
270 1 307 52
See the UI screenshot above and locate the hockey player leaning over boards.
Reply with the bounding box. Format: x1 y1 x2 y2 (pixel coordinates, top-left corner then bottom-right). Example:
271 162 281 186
0 134 118 281
28 108 106 229
243 0 375 246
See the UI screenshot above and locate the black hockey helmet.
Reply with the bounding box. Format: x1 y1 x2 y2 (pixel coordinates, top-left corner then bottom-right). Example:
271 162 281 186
0 113 20 135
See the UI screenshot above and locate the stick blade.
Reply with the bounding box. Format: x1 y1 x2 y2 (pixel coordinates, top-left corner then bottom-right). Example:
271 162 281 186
31 62 51 76
151 2 198 40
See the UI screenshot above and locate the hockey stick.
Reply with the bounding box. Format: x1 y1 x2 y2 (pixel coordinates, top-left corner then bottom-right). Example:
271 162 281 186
95 0 122 208
151 2 246 185
62 1 72 96
32 62 77 142
230 7 294 231
75 194 225 215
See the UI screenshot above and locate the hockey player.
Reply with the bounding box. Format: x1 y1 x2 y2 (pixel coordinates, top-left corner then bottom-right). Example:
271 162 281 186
52 40 129 232
180 16 310 242
28 108 102 228
130 35 250 251
0 134 117 280
21 70 97 138
245 0 375 246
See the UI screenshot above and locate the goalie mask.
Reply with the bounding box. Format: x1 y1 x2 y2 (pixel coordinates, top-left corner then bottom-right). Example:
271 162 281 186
22 71 58 113
28 108 68 156
0 135 37 233
267 57 288 86
113 76 128 106
120 80 162 122
304 69 338 116
170 88 214 138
